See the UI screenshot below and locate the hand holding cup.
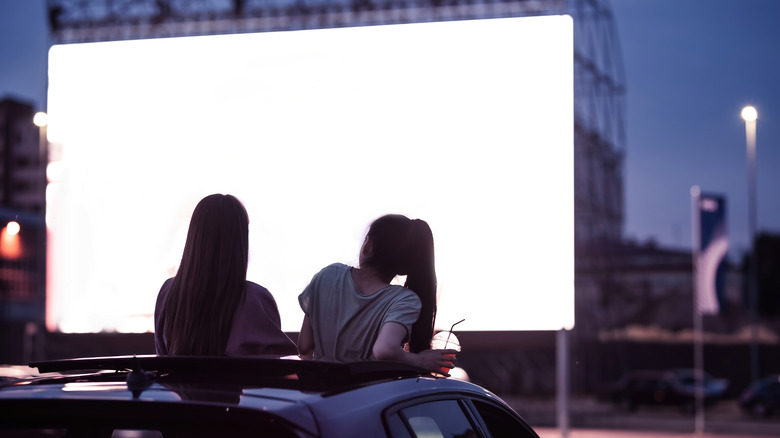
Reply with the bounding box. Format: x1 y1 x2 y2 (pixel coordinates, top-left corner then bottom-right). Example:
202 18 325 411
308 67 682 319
430 330 461 376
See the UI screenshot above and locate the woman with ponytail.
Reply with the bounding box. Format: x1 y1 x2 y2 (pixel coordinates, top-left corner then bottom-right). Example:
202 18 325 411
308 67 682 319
297 214 456 375
154 194 296 356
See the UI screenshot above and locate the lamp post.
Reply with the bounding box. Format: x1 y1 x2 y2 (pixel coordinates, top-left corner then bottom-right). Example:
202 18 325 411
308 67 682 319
33 113 48 158
33 112 48 210
31 111 49 363
741 105 758 383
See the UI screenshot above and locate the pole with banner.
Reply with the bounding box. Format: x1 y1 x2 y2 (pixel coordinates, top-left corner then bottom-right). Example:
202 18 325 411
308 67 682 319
691 187 728 434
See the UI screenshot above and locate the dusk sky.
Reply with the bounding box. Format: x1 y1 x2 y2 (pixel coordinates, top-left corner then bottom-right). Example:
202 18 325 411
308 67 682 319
2 0 779 262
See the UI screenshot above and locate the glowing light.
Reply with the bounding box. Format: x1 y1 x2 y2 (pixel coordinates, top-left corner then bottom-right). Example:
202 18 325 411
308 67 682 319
1 222 22 259
47 161 64 183
741 106 757 122
63 382 128 392
700 198 719 212
33 112 49 127
6 221 20 236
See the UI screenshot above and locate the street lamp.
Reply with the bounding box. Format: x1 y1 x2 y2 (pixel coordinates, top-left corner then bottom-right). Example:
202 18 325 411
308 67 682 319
741 105 758 383
33 112 48 128
33 111 48 161
30 111 49 363
33 111 49 218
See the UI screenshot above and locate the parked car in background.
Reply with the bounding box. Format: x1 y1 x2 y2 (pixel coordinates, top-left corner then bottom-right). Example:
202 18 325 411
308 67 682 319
0 355 539 437
668 368 729 400
739 373 780 418
610 368 729 413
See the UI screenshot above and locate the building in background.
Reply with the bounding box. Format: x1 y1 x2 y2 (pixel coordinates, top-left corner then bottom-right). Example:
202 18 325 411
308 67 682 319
754 233 780 319
1 98 46 214
0 97 46 364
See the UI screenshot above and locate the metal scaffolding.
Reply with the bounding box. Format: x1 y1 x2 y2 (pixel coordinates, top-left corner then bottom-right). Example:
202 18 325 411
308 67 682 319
43 1 628 397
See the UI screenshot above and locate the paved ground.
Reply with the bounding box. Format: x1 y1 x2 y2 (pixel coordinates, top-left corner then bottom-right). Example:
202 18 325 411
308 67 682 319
503 396 780 438
534 428 776 438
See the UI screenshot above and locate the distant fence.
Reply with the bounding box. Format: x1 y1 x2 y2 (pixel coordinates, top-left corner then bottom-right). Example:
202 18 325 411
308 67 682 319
455 332 778 399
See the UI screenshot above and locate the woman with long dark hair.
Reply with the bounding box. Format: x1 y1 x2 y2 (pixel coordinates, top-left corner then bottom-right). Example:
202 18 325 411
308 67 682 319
154 194 296 356
297 214 456 374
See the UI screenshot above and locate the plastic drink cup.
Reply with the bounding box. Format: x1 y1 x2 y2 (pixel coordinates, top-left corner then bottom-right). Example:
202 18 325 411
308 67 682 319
431 331 461 374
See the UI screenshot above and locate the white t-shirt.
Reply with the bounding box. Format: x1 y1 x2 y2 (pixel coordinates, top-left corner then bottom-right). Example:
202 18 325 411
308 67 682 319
298 263 422 361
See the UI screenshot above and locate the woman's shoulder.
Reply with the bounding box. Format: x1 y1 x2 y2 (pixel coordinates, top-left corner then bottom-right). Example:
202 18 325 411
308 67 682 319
379 284 420 304
378 285 421 315
323 262 350 272
154 278 175 316
393 284 419 299
311 262 351 280
243 281 282 309
156 277 175 299
245 280 273 297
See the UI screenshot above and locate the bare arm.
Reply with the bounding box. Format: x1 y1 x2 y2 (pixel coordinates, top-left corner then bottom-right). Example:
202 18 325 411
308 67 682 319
297 315 315 359
372 322 458 376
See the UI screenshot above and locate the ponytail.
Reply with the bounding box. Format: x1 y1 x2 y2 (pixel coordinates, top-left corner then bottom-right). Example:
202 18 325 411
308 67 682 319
364 215 437 353
404 219 437 353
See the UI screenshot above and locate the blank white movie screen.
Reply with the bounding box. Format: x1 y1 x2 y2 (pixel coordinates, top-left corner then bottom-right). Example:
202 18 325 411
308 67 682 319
46 15 574 334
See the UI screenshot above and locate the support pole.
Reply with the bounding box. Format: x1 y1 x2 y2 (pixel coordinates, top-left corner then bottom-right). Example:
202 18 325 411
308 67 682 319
557 328 569 438
745 115 759 383
691 186 704 435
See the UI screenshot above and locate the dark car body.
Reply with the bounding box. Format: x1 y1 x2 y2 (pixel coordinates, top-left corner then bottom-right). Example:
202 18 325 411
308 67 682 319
610 368 729 413
739 373 780 418
0 355 539 438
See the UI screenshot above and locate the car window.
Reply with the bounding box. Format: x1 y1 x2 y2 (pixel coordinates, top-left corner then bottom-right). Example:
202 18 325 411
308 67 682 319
386 413 414 438
472 400 538 438
397 399 478 438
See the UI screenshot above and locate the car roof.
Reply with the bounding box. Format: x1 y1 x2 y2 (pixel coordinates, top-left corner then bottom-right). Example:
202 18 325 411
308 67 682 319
0 355 510 437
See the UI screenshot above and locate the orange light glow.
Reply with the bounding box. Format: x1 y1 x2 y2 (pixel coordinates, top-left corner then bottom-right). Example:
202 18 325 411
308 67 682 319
6 221 20 236
1 223 23 259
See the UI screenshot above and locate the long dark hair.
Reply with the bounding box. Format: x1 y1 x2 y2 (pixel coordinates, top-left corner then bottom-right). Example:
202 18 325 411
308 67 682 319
162 194 249 355
363 214 437 353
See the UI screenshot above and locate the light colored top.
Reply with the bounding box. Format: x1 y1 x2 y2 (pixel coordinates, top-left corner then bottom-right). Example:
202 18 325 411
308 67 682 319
298 263 422 361
155 278 297 356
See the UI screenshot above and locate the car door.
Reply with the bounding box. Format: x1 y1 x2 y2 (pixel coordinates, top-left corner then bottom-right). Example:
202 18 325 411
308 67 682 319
384 395 538 438
385 397 478 438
